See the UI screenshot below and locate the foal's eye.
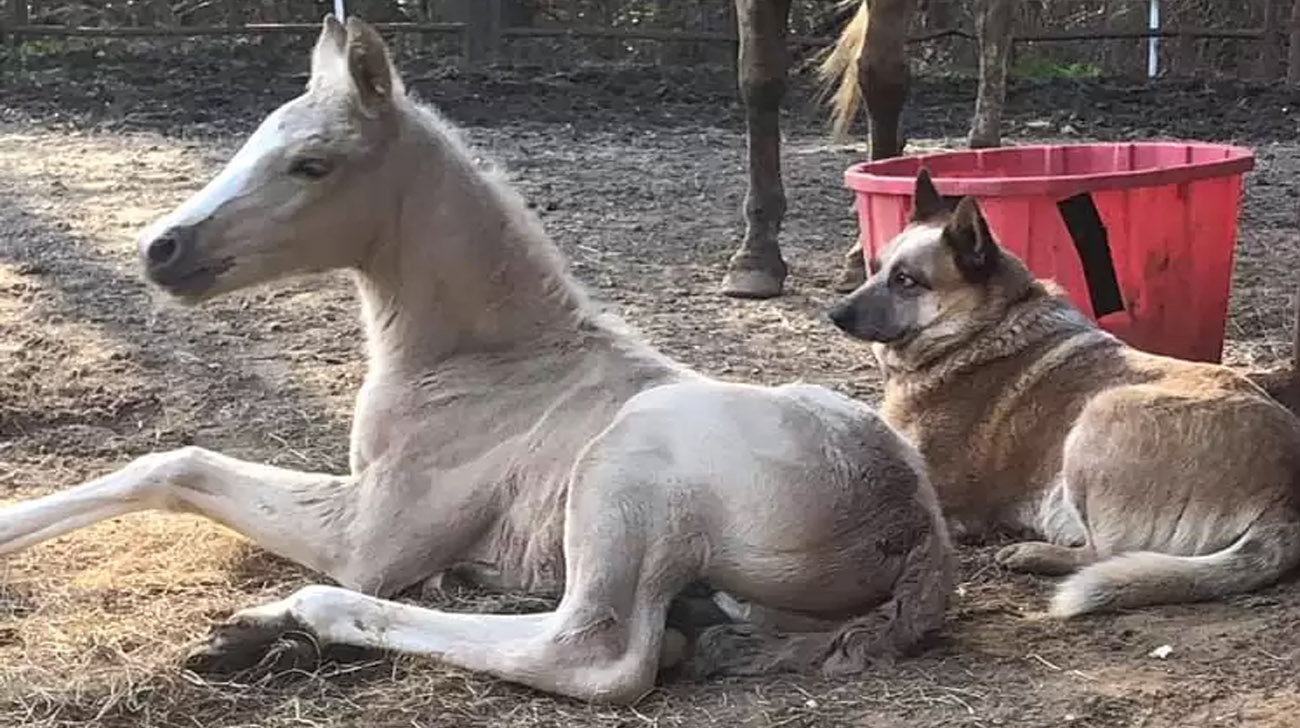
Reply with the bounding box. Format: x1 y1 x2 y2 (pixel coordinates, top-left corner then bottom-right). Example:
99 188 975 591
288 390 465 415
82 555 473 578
288 158 334 180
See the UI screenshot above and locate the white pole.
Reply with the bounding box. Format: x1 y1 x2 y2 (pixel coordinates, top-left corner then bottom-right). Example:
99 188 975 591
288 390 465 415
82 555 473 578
1147 0 1160 78
334 0 345 20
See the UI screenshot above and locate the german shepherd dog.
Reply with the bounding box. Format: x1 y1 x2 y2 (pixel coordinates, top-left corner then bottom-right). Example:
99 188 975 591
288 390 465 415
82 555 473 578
829 169 1300 617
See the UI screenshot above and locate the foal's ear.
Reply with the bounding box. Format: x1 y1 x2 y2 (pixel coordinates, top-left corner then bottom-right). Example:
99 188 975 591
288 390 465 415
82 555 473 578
942 197 1000 282
344 17 401 112
911 168 946 222
309 15 347 89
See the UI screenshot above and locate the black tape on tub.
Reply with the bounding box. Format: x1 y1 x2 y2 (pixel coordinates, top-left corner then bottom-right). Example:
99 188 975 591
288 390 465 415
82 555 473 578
1057 192 1125 317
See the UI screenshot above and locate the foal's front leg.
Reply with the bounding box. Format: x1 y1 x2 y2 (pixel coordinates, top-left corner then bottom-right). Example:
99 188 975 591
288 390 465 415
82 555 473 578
0 447 357 583
186 458 704 704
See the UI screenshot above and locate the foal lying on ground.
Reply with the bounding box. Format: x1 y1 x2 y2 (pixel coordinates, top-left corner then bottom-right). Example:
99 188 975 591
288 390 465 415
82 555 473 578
830 170 1300 617
0 17 952 703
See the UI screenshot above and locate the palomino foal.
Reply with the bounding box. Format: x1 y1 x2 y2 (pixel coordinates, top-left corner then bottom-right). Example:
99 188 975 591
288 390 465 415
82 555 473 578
0 18 952 703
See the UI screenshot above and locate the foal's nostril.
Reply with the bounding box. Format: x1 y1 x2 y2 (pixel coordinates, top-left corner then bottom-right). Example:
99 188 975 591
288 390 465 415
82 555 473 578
144 226 193 271
147 236 179 267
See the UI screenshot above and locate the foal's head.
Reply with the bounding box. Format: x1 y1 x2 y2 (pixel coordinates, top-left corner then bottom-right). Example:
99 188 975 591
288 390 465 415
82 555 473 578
138 16 406 302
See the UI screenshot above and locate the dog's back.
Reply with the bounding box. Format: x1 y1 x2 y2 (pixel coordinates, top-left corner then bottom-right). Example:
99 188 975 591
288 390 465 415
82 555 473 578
1048 349 1300 615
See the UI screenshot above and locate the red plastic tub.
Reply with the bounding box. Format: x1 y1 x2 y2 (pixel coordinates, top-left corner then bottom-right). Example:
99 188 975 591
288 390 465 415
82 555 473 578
844 142 1255 362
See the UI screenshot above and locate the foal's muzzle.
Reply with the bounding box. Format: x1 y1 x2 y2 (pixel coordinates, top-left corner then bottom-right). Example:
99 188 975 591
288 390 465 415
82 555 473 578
139 224 225 297
143 225 193 272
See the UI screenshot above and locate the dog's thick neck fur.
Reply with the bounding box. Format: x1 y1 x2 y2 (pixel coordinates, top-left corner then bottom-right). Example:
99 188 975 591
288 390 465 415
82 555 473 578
878 280 1114 398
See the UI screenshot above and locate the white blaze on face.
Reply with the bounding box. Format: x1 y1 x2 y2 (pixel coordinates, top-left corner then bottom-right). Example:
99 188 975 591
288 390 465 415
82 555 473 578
137 105 290 256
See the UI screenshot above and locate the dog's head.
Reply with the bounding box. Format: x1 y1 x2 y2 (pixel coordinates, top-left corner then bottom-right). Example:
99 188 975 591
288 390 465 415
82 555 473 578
828 168 1035 364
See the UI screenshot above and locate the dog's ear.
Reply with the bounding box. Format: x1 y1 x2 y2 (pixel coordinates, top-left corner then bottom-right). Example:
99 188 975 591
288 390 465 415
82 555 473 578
911 168 946 222
942 197 1000 282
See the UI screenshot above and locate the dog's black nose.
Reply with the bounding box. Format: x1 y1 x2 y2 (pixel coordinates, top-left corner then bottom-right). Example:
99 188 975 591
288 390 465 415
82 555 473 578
142 225 196 275
828 302 856 332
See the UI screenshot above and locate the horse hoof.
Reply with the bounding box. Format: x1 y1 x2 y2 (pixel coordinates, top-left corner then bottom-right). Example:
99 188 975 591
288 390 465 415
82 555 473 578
721 268 784 299
183 613 321 678
833 263 867 293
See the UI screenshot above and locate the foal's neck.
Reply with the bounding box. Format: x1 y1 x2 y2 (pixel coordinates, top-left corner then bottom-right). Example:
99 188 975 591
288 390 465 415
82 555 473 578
354 106 594 372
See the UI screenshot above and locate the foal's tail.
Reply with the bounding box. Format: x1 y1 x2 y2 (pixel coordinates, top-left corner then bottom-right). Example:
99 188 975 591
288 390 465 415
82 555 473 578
689 517 953 678
1050 520 1300 618
818 0 871 139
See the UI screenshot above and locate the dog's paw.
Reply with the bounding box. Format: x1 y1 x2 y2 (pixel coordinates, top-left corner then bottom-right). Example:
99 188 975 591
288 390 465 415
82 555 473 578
995 541 1081 576
994 542 1035 571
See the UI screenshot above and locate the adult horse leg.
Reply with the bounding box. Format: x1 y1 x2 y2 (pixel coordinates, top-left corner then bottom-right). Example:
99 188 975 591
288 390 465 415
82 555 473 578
723 0 792 299
969 0 1013 148
833 0 913 293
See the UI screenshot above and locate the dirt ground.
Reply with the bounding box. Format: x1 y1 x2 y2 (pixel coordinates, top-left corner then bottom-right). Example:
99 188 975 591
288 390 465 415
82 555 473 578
3 40 1300 728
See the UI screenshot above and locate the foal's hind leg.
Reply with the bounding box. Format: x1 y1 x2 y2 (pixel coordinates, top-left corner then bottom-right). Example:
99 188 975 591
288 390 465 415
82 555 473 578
0 447 357 583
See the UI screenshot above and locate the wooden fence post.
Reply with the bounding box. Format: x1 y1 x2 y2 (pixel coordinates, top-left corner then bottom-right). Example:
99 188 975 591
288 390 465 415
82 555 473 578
1289 0 1300 83
448 0 501 65
1257 0 1279 80
225 0 240 30
7 0 27 47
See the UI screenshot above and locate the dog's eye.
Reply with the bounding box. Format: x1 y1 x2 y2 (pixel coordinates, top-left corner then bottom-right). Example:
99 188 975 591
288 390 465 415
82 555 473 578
892 270 918 289
288 158 333 180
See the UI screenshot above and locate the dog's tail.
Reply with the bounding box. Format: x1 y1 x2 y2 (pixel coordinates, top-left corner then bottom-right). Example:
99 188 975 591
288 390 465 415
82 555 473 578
689 513 953 677
818 0 871 139
1050 521 1300 618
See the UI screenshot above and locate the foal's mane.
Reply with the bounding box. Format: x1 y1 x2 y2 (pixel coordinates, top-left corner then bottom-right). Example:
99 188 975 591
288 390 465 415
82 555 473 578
397 94 650 345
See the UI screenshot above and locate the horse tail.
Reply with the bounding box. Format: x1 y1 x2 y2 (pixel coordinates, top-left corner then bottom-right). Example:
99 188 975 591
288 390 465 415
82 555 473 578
1050 520 1300 618
818 0 872 139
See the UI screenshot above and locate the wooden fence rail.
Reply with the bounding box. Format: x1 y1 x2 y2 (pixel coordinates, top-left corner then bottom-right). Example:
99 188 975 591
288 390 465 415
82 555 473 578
4 21 465 37
2 22 1266 46
0 0 1272 73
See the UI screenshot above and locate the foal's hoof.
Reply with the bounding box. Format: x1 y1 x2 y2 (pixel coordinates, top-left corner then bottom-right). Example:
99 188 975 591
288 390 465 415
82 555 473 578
721 268 785 299
184 613 321 678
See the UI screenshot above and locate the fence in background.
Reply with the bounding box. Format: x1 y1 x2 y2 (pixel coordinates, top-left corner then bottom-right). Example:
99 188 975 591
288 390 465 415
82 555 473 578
2 0 1297 83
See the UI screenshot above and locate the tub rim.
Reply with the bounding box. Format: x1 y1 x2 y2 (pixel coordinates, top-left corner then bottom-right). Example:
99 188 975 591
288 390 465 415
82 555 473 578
843 141 1255 199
